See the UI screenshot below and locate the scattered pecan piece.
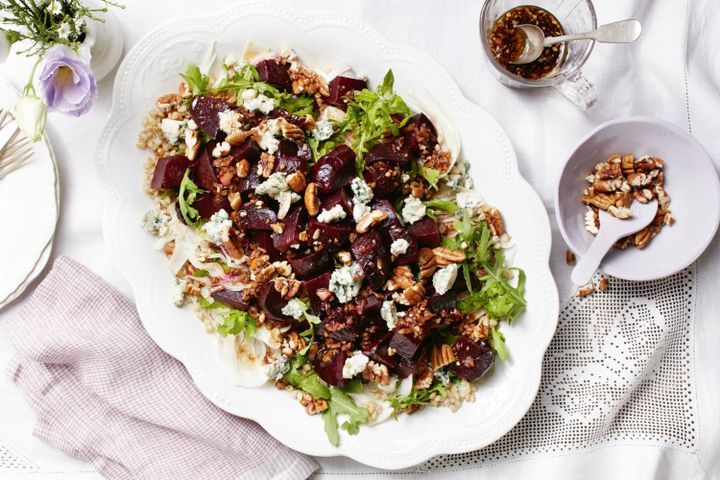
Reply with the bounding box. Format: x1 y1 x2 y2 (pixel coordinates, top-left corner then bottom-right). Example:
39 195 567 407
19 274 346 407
236 159 250 178
485 207 505 237
286 171 307 192
304 182 320 216
362 361 390 386
432 246 466 266
258 152 276 178
418 248 437 281
565 250 576 265
431 344 456 370
386 265 414 291
355 210 388 234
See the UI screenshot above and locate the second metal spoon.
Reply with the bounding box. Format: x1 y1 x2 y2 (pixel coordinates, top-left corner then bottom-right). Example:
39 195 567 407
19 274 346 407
511 19 642 65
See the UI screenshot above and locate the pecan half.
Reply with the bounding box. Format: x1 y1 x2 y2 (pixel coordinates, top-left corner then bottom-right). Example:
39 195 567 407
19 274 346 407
402 282 425 306
226 130 253 146
281 122 305 142
431 344 456 370
236 159 250 178
485 207 506 237
286 171 307 192
258 153 275 178
304 182 320 216
355 209 388 234
418 248 437 281
432 246 466 266
386 265 414 291
362 361 390 386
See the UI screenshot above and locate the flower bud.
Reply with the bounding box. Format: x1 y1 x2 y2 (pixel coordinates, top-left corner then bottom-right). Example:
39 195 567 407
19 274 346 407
11 94 47 142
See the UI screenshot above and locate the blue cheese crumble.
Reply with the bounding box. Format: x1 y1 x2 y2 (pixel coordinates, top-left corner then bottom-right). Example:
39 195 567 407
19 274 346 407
390 238 409 257
317 204 347 224
329 263 363 303
432 263 459 295
241 89 275 115
312 120 334 141
342 351 369 379
142 208 171 236
202 209 232 245
173 279 187 307
265 355 290 381
351 177 374 204
160 118 185 145
256 119 282 154
352 203 371 223
281 298 306 320
255 173 301 220
217 109 241 135
401 195 426 224
456 191 483 210
380 300 398 330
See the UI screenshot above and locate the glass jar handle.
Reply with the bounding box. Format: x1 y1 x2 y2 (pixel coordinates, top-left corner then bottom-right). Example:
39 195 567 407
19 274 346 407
554 71 597 109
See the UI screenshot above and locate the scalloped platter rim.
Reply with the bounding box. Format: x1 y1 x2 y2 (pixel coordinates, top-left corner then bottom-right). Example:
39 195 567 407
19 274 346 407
96 2 559 470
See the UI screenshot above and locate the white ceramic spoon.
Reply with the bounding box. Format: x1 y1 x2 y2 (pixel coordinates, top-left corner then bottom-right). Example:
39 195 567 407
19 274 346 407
571 200 658 285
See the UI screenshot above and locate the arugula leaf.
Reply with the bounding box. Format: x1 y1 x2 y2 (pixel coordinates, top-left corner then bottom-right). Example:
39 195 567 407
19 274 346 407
193 269 209 277
216 309 257 338
180 64 210 95
325 69 411 173
424 199 459 214
298 374 331 400
462 262 473 293
389 380 447 413
341 422 360 435
490 327 509 361
323 410 340 446
340 379 363 394
198 297 224 309
418 166 441 189
178 169 205 227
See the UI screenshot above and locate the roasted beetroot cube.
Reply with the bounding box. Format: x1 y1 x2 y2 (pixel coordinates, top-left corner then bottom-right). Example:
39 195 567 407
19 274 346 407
257 281 294 324
272 206 306 253
366 142 411 166
238 168 262 194
312 349 347 387
407 217 441 247
388 226 419 265
351 230 390 290
304 272 331 305
364 161 402 198
321 187 354 217
356 294 383 315
429 292 457 313
193 144 219 190
190 95 235 138
236 203 277 231
211 289 249 310
403 113 438 156
288 249 332 279
230 139 261 163
150 155 190 189
321 308 360 343
395 356 419 378
193 193 230 219
450 336 494 381
327 76 368 108
371 199 404 229
310 145 356 193
256 59 292 91
363 332 398 369
248 232 282 261
389 331 425 360
307 218 352 251
274 140 309 174
269 109 310 128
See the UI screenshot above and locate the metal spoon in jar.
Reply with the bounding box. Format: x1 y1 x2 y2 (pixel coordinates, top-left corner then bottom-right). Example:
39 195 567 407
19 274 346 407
510 19 642 65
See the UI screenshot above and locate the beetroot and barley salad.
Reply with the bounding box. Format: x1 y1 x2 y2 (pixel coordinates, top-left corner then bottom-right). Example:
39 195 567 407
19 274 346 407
138 47 527 445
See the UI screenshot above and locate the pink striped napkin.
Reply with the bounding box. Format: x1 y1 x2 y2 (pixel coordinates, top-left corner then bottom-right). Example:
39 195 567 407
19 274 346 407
4 256 318 480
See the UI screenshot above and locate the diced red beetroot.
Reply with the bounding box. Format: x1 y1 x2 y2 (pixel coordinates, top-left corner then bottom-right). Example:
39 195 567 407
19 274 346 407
388 226 419 265
190 95 235 138
450 336 494 381
307 218 352 251
236 203 277 231
372 199 404 228
320 187 354 217
365 142 411 166
429 292 458 313
248 232 282 261
269 109 310 128
272 206 307 253
257 282 294 324
327 76 368 108
351 230 391 290
238 168 262 194
193 144 219 191
193 193 230 219
304 272 331 304
407 217 441 247
256 59 292 91
274 140 309 174
230 139 261 163
356 294 383 315
288 249 332 279
363 332 398 369
312 349 347 387
321 308 360 343
403 113 438 156
310 145 356 193
150 155 190 189
389 331 425 360
364 161 402 198
211 289 249 310
396 356 419 378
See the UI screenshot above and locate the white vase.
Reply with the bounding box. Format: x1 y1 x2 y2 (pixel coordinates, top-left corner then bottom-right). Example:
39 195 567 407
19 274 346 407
78 5 125 82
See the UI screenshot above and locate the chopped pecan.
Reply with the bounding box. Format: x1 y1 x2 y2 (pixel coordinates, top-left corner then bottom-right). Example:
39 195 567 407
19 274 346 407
386 265 414 291
298 391 328 415
228 192 242 210
418 248 437 281
226 130 253 146
281 122 305 142
621 154 634 170
286 171 307 192
414 368 434 390
431 344 456 370
485 207 506 237
565 250 576 265
316 288 333 302
236 159 250 178
258 152 275 178
597 162 622 180
282 331 307 356
432 246 466 266
598 277 609 292
401 282 425 306
274 278 301 299
355 210 388 234
304 183 320 216
362 361 390 385
577 283 594 298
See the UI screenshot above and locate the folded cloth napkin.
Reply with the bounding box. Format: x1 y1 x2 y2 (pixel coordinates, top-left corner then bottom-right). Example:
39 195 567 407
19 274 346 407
3 256 318 480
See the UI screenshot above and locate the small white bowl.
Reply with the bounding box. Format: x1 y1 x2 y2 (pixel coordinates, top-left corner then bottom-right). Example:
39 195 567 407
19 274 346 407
555 117 720 281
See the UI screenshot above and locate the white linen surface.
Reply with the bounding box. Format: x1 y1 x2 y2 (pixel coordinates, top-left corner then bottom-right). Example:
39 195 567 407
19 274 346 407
0 0 718 478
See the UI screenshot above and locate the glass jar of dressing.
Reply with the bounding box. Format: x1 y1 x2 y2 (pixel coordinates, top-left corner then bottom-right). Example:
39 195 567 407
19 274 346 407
480 0 598 109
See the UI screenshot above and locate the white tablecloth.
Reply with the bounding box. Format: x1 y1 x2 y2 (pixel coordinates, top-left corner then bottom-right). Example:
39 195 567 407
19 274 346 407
1 0 718 478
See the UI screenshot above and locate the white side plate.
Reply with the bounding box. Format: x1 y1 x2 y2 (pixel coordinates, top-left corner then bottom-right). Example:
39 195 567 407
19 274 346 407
96 2 558 469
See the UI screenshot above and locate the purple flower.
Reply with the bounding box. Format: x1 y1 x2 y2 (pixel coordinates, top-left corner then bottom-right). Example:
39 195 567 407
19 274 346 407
38 45 97 116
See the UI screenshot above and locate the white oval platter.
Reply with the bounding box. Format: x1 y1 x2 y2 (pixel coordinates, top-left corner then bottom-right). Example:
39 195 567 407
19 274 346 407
96 2 558 469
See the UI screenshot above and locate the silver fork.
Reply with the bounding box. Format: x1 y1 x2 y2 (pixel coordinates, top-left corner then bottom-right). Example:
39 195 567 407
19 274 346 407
0 107 33 181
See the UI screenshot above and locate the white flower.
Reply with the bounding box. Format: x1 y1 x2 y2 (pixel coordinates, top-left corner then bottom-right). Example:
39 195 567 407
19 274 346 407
57 22 71 40
11 94 47 142
48 0 62 15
